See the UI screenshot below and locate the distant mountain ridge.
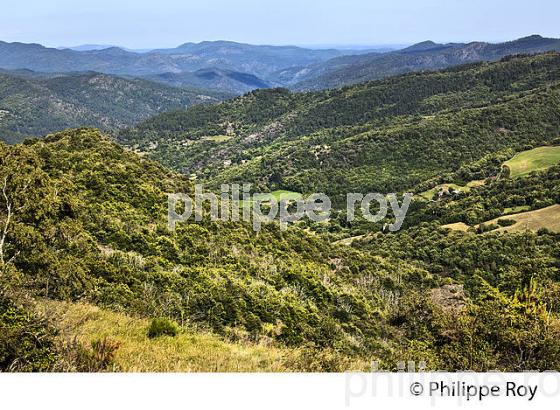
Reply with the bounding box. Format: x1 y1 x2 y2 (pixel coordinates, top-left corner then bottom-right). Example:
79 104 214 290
290 35 560 90
0 40 367 86
1 36 559 96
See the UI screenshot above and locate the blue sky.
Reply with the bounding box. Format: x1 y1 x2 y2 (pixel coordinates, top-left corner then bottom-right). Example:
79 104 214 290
1 0 558 49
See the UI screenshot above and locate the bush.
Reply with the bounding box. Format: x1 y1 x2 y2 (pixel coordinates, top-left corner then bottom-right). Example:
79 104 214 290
497 219 516 227
476 223 499 234
60 337 121 372
147 318 179 338
0 294 59 372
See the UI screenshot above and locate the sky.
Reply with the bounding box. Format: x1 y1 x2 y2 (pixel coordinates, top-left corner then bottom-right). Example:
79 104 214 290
1 0 559 49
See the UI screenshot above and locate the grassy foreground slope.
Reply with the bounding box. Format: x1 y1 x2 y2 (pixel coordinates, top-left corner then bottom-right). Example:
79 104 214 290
44 301 343 372
119 53 560 202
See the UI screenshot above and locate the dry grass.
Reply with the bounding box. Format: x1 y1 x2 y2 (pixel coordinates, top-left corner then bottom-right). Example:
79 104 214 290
441 222 471 232
482 204 560 234
39 301 298 372
466 179 486 188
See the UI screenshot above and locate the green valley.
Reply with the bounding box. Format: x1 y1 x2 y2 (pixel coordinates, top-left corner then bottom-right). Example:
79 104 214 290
119 53 560 205
2 53 560 374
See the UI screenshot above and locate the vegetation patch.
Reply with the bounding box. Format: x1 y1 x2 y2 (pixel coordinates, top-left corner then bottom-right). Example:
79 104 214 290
147 318 180 339
43 301 368 372
481 204 560 234
503 146 560 178
441 222 471 232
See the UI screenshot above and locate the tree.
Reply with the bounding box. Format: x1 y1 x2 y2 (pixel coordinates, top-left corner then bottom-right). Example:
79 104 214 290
0 144 49 270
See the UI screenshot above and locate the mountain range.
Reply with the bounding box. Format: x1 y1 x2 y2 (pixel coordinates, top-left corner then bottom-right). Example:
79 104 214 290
2 35 560 143
287 35 560 90
2 36 559 95
0 40 363 85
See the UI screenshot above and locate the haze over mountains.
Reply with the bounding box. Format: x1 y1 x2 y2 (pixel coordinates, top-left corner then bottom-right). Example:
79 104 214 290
1 36 559 94
288 35 560 90
0 40 363 90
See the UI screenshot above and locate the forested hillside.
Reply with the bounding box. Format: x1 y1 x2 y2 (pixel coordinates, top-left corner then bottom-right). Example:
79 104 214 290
119 53 560 203
0 71 229 143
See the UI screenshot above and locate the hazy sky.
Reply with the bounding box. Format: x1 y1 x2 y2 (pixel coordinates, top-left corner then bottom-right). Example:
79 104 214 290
1 0 558 49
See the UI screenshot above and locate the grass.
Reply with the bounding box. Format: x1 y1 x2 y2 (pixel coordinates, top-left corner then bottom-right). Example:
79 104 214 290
466 179 486 188
503 146 560 178
441 222 471 232
252 190 303 202
40 301 295 372
443 205 560 234
39 301 369 372
481 204 560 234
240 190 303 207
503 205 531 215
201 135 233 143
419 183 472 200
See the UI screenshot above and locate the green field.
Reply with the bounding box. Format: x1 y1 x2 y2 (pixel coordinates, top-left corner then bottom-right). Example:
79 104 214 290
252 190 303 203
201 135 233 143
502 205 531 215
503 146 560 178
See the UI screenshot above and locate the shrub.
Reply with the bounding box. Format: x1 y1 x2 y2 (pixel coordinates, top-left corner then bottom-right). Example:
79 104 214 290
0 294 59 372
61 337 121 372
147 318 179 338
497 219 516 227
476 223 499 234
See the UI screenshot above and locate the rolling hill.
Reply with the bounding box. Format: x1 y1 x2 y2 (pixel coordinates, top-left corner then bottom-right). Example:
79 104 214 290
0 128 430 371
0 70 229 143
146 68 271 94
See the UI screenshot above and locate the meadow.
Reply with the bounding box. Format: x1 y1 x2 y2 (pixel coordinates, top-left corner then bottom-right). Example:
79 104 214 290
503 146 560 178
